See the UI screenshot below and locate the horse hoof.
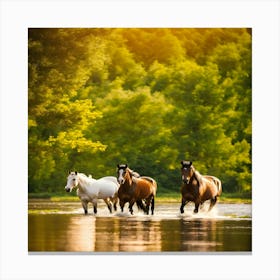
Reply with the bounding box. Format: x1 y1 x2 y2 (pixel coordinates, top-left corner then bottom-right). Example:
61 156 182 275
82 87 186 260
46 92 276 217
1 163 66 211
194 209 198 213
180 208 184 214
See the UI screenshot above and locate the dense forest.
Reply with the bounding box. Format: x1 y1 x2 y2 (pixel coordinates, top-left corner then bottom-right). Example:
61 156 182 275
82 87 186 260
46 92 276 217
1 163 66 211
28 28 252 195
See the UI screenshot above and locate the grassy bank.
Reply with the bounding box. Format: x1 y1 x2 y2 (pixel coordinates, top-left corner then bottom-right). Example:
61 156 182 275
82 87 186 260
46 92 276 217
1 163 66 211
156 192 251 204
28 192 251 204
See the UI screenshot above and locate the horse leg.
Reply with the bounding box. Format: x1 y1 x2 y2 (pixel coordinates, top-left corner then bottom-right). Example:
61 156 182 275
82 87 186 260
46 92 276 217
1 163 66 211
145 197 152 215
113 199 117 211
194 202 199 213
136 200 145 212
208 197 217 212
104 198 112 213
151 196 155 215
119 200 125 212
112 195 118 211
92 199 98 214
180 197 187 214
82 200 88 215
109 193 118 211
129 200 135 215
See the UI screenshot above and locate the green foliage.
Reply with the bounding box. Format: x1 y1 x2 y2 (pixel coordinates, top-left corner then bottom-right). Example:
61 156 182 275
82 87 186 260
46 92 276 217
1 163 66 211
28 28 252 195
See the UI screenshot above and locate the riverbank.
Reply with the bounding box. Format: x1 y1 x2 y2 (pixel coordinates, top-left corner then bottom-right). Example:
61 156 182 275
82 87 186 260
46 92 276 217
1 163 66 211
157 192 251 204
28 192 252 204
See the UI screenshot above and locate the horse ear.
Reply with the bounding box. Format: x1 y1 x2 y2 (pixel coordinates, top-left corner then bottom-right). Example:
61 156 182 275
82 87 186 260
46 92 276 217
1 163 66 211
75 171 78 175
68 171 71 174
125 164 128 168
190 161 192 166
117 164 120 168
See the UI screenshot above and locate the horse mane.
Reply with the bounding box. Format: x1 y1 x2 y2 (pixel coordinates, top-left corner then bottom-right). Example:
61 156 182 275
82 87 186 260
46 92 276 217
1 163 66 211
77 173 96 184
192 167 204 186
77 173 88 178
127 168 140 178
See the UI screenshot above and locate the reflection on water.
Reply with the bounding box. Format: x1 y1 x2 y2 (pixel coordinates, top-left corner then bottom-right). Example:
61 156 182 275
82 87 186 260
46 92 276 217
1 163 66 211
160 219 251 251
28 201 252 252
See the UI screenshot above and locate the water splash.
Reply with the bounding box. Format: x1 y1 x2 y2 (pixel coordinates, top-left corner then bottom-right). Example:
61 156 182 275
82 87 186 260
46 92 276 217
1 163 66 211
28 200 251 220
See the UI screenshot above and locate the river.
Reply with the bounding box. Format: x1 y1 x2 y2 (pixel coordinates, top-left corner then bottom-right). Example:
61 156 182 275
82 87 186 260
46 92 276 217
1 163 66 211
28 199 251 253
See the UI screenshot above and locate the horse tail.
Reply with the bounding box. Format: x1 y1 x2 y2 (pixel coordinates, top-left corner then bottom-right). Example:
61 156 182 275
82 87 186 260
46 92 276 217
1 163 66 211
214 177 222 196
152 180 157 195
141 176 157 195
205 175 222 196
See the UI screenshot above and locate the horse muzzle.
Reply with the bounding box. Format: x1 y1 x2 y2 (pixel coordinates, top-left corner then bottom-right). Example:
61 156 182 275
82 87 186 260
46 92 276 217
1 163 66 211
118 179 124 185
65 186 71 192
118 178 125 185
182 177 190 184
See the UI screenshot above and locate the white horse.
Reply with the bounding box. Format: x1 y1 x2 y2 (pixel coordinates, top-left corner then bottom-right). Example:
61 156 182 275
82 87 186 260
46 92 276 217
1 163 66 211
65 171 119 214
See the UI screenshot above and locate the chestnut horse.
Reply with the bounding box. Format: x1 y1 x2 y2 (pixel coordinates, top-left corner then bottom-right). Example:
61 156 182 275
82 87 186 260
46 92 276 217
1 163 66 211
117 164 157 215
180 161 222 214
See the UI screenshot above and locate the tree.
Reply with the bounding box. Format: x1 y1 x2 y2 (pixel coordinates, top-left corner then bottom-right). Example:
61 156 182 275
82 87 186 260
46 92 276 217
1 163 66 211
28 29 107 191
28 28 252 195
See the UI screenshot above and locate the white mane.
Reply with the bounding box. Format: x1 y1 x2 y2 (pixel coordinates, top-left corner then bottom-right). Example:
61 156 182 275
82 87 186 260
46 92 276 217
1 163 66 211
77 173 96 186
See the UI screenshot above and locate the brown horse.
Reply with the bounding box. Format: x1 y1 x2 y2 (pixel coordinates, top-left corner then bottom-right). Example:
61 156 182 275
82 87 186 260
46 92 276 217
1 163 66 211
117 164 157 215
180 160 222 214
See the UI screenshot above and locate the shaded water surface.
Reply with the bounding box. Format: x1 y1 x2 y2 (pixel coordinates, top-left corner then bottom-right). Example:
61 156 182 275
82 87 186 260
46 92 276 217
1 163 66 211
28 200 251 252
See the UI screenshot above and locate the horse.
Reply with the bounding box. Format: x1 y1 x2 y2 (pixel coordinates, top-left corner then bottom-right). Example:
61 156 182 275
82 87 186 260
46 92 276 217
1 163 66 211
180 161 222 214
121 168 146 211
117 164 157 215
65 171 119 214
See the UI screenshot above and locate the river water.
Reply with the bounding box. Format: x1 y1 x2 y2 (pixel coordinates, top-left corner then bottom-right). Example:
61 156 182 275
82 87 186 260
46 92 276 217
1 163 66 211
28 200 251 253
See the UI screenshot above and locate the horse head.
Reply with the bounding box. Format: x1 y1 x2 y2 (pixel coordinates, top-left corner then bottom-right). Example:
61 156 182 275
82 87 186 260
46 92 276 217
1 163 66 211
65 171 79 192
181 160 193 184
117 164 128 184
